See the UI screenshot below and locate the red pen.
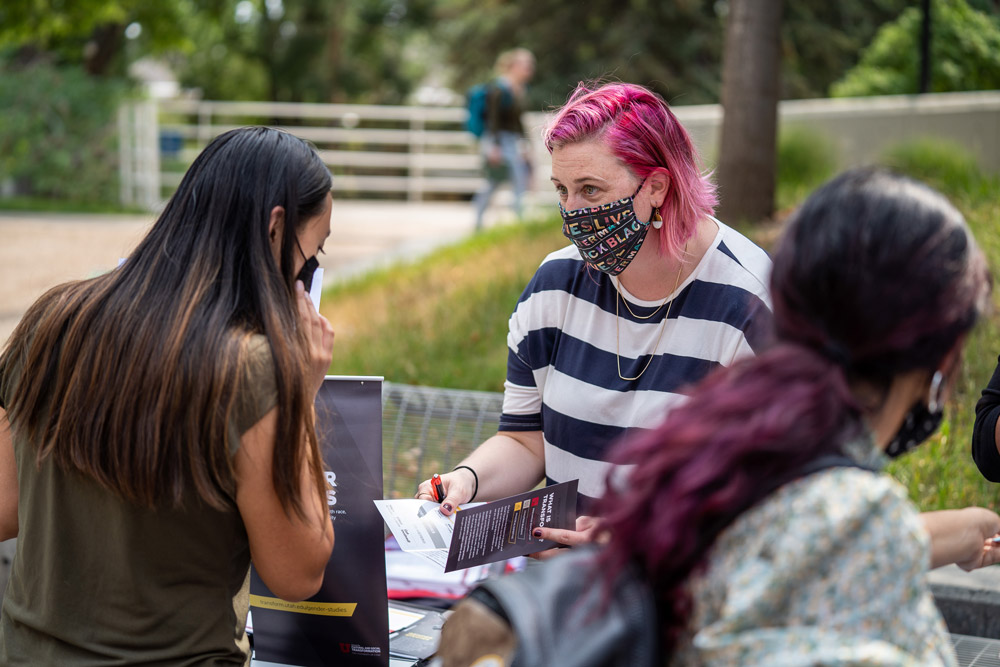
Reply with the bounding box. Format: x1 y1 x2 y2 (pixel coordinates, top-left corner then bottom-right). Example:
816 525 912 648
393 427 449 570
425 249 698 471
431 473 445 503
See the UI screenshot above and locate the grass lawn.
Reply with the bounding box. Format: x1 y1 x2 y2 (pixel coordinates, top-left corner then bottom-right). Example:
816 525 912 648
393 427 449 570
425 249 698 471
320 138 1000 512
881 142 1000 511
0 196 146 215
323 217 569 392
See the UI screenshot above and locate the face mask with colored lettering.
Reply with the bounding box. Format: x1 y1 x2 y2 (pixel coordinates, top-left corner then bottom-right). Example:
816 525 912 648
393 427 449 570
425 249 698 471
560 179 650 276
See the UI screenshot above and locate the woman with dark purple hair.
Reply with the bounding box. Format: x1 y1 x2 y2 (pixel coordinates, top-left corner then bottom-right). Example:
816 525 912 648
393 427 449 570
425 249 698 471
417 82 772 548
593 167 998 663
434 167 1000 667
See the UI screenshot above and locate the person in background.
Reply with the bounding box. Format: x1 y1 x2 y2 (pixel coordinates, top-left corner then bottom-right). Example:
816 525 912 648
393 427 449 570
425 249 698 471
419 82 772 547
472 47 536 231
0 127 336 665
435 168 1000 667
970 357 1000 480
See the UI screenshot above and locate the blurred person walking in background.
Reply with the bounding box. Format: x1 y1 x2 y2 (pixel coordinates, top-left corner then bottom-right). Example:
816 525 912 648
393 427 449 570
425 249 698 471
470 48 536 231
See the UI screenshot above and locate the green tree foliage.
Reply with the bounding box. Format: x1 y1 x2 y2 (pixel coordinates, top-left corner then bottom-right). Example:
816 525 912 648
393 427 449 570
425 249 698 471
8 0 992 106
435 0 726 108
781 0 909 98
831 0 1000 97
432 0 951 107
174 0 437 104
0 0 223 76
0 1 212 205
1 0 440 102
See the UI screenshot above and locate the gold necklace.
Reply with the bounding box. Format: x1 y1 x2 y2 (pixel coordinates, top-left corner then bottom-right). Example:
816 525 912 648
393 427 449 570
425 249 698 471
615 258 685 382
615 278 669 320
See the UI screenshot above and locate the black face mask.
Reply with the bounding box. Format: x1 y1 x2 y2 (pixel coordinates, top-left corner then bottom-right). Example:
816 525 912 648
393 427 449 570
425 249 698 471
296 255 319 292
884 402 944 459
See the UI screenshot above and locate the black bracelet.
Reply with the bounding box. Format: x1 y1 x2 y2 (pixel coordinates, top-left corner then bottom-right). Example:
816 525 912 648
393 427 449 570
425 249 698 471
453 465 478 502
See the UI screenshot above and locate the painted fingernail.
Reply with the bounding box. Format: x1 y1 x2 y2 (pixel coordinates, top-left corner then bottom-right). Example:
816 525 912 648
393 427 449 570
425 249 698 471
295 280 305 293
442 503 453 512
532 528 542 538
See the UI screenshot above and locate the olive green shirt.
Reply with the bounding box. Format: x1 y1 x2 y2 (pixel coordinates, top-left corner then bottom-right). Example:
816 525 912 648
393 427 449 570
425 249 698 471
0 334 277 666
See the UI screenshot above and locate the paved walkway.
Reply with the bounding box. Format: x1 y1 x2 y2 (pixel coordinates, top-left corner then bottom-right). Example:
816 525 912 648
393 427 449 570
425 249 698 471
0 201 498 345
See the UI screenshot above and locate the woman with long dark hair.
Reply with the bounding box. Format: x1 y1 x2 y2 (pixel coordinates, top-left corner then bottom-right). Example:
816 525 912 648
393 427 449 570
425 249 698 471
598 167 997 663
0 127 336 664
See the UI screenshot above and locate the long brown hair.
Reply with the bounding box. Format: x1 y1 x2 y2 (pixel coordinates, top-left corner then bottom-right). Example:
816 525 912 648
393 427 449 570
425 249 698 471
0 127 332 516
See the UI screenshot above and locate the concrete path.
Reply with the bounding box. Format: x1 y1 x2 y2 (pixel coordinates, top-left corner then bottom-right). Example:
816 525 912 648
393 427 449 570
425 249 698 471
0 201 504 345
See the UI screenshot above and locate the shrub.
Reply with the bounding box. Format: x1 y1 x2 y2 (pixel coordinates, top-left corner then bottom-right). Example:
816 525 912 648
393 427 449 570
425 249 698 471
775 127 837 211
0 63 131 205
880 137 999 205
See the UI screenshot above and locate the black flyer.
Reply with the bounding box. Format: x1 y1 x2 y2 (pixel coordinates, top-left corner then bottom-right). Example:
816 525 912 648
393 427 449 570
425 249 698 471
443 480 578 572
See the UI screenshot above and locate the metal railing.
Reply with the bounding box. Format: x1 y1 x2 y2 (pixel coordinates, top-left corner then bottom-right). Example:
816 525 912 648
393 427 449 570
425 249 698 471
119 91 1000 211
121 98 553 210
381 382 503 500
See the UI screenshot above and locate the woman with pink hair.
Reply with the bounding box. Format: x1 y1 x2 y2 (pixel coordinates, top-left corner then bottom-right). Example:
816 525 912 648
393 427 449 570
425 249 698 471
418 82 771 546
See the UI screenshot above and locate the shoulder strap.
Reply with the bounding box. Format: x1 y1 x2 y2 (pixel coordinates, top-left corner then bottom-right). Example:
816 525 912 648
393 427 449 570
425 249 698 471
755 452 873 504
797 453 871 477
485 80 504 134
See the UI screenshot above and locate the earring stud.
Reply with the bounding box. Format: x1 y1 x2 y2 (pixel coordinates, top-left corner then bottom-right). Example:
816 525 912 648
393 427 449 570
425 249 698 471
928 370 944 413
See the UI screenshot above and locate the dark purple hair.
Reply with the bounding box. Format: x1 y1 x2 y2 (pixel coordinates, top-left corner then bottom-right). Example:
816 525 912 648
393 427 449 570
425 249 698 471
597 167 991 651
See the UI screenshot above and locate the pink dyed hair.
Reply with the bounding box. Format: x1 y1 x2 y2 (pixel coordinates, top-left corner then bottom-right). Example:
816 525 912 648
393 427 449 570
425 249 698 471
544 82 717 262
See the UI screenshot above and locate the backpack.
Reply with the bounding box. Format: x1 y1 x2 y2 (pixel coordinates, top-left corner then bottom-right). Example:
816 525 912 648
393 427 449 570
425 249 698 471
436 547 657 667
432 454 872 667
465 81 512 138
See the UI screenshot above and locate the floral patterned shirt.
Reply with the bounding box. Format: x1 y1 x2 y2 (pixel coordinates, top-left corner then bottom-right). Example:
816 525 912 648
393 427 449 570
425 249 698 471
670 438 956 666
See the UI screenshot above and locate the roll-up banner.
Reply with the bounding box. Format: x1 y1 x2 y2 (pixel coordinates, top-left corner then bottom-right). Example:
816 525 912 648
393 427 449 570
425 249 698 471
250 376 388 666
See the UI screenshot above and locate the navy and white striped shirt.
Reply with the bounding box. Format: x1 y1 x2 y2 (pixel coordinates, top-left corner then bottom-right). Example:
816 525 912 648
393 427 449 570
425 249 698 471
498 220 773 511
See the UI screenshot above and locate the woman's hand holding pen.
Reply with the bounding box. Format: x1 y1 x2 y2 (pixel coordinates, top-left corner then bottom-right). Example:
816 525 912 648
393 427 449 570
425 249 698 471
415 468 477 516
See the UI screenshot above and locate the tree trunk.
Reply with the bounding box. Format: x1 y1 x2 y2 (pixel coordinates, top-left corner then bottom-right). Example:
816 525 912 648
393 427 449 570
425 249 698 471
325 2 345 104
83 23 124 77
716 0 783 224
919 0 932 94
